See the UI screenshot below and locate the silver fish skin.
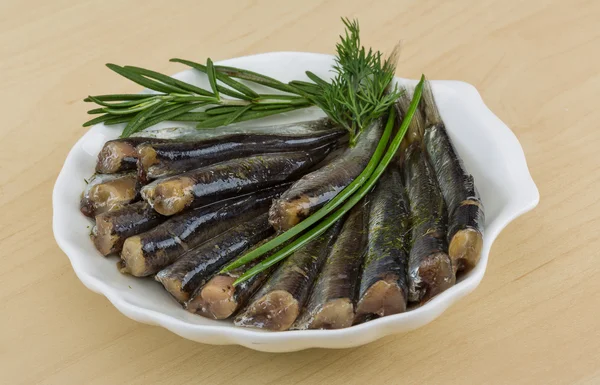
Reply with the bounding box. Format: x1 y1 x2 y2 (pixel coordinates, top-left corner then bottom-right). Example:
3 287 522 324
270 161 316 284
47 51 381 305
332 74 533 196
403 143 455 304
420 79 484 273
354 165 410 323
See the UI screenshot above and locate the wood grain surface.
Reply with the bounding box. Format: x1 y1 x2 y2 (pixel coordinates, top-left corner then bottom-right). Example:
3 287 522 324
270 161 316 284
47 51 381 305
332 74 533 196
1 0 599 384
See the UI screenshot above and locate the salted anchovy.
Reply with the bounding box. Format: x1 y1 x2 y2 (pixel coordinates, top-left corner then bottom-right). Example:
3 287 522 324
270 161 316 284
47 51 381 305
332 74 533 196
354 166 410 323
234 221 343 331
98 119 337 174
156 214 273 303
91 201 165 256
137 128 346 181
96 137 170 174
420 80 485 273
80 173 138 217
403 143 455 303
269 119 383 231
141 147 331 216
186 237 279 320
119 185 288 277
293 202 367 330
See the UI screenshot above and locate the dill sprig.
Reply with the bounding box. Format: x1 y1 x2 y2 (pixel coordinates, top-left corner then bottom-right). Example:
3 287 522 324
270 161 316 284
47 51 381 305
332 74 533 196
290 18 403 145
225 76 425 285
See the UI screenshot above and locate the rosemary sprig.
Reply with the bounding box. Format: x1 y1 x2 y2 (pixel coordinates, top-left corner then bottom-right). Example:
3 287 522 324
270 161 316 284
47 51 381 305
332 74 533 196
83 60 311 137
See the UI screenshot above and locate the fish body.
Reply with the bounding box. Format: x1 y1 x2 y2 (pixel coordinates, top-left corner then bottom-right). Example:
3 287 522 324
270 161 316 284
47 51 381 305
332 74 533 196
420 80 484 273
91 201 165 255
185 237 278 319
137 129 346 180
97 119 337 174
354 166 410 323
141 147 331 216
156 214 273 303
403 143 455 303
294 202 367 330
234 222 342 331
269 119 383 231
131 118 338 139
96 138 169 174
119 185 288 277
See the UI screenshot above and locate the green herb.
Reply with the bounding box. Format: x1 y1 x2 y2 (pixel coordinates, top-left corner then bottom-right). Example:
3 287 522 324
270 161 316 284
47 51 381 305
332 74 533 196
293 18 403 145
83 18 400 141
231 75 425 286
83 60 311 137
220 108 394 274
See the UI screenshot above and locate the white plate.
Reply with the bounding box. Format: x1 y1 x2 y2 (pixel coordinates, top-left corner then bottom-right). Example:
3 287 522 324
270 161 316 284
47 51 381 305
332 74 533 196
53 52 539 352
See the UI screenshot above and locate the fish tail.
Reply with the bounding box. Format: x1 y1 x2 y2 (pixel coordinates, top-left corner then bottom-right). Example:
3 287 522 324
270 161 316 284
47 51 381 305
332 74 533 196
419 77 443 127
385 41 402 73
396 86 426 144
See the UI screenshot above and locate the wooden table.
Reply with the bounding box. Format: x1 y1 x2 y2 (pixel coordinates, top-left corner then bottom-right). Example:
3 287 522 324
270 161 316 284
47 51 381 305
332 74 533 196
2 0 598 383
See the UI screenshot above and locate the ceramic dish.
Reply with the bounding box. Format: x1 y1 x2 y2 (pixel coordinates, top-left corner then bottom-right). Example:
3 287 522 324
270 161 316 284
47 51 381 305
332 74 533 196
53 52 539 352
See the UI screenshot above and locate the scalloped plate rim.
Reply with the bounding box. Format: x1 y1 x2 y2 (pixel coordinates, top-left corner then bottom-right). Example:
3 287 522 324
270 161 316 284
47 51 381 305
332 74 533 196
53 51 539 352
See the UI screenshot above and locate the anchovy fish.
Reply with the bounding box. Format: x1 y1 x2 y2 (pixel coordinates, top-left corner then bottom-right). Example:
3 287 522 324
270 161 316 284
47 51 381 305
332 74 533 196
234 221 343 331
141 147 332 216
119 185 289 277
269 119 383 231
294 202 367 330
420 79 484 273
156 214 273 303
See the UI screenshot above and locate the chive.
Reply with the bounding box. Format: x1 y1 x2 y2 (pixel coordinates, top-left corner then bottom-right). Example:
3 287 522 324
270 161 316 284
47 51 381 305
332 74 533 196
231 75 425 286
220 108 394 273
